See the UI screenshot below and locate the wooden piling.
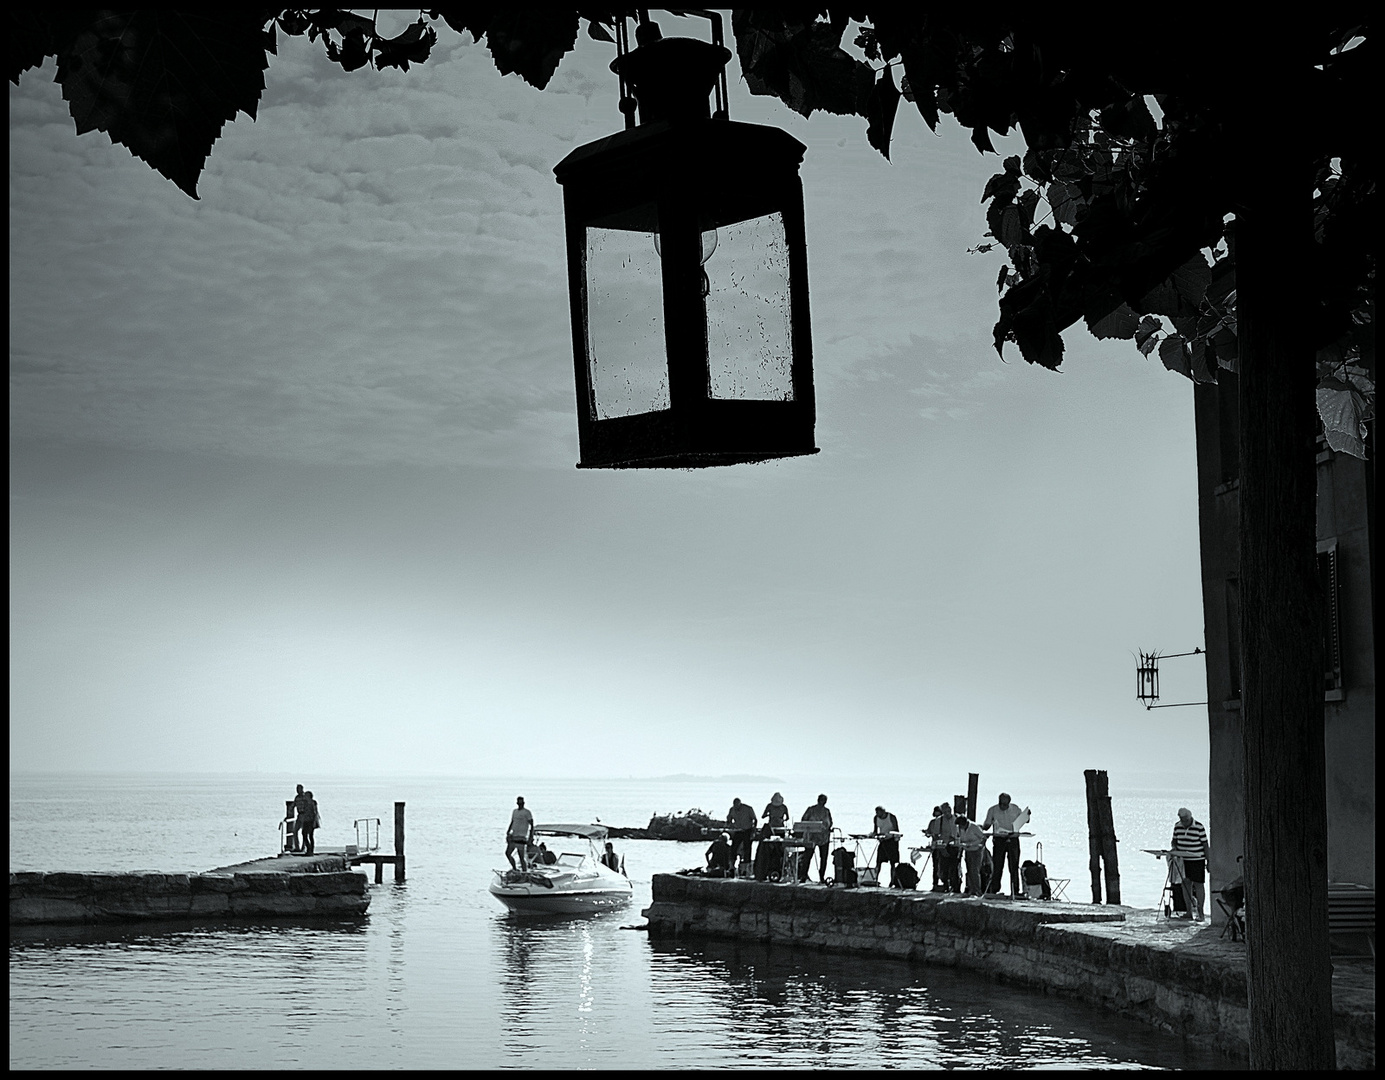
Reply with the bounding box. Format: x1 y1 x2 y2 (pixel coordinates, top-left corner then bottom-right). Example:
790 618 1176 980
1086 770 1103 903
966 774 979 821
394 801 406 882
1097 780 1120 904
1084 769 1121 904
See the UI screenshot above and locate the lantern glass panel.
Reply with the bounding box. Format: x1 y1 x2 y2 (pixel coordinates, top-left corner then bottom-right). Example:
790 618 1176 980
586 205 668 419
705 211 794 401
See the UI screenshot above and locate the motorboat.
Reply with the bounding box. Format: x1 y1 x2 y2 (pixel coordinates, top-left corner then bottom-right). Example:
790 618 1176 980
489 823 633 914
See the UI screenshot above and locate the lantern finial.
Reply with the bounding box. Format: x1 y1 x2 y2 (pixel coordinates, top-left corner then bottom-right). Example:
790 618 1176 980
611 37 731 127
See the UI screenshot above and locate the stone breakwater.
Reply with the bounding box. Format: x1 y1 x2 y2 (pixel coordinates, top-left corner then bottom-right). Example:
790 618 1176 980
10 855 370 925
644 874 1375 1068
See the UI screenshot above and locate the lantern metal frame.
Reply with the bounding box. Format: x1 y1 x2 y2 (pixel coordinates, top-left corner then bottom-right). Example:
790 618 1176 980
553 15 817 469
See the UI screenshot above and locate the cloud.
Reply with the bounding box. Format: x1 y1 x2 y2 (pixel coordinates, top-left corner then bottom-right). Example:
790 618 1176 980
9 35 604 469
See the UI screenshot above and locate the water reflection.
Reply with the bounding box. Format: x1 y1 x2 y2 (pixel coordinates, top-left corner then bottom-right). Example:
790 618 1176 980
494 911 614 1062
645 939 1242 1070
8 915 368 951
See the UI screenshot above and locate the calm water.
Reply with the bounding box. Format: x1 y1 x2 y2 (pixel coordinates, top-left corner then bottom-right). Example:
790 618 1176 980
9 773 1236 1069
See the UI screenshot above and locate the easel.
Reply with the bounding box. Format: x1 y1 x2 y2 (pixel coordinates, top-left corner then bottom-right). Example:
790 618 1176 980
1143 849 1188 918
849 834 881 885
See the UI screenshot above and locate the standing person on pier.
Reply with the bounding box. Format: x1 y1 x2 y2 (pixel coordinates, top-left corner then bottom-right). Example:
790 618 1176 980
725 798 757 875
301 792 320 856
955 815 988 895
982 792 1029 896
800 794 834 883
932 802 961 892
872 806 901 885
924 806 943 890
761 792 790 838
1171 808 1210 921
506 796 535 871
292 784 312 853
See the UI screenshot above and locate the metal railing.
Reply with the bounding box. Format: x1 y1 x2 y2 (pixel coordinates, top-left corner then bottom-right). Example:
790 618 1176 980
354 818 381 853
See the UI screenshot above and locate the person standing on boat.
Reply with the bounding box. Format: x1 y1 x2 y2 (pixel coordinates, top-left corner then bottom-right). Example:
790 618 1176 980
801 794 834 883
726 798 757 874
600 841 621 873
1171 807 1210 921
982 792 1029 896
506 796 535 870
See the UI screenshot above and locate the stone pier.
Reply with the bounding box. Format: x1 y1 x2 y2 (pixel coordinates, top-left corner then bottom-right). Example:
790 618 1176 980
644 874 1374 1068
9 854 370 925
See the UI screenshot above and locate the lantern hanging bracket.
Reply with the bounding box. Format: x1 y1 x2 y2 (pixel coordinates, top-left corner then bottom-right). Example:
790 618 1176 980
1134 647 1206 710
612 8 730 127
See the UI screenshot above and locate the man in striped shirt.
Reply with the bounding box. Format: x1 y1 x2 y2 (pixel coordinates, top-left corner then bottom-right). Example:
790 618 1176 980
1171 808 1210 921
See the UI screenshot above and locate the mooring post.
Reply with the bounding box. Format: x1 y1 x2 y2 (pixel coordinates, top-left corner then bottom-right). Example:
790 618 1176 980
1095 771 1121 904
394 801 406 882
1085 769 1103 903
966 774 979 821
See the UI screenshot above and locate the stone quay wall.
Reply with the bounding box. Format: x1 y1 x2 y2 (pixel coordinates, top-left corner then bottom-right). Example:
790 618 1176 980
10 858 369 925
644 874 1370 1066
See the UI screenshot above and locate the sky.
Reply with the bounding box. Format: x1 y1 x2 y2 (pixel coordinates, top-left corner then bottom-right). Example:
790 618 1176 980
9 15 1210 789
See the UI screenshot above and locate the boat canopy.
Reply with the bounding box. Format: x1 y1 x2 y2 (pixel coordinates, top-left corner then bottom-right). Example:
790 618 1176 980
534 823 608 840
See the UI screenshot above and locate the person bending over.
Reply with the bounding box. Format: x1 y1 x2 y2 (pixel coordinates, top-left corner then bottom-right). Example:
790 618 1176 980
873 805 900 885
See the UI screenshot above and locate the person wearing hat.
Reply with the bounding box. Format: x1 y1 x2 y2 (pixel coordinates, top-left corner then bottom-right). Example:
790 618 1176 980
1171 807 1210 920
872 805 901 884
761 791 790 838
923 805 944 890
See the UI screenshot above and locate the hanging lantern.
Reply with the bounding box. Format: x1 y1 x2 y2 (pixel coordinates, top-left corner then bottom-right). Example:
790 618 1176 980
553 16 817 468
1136 651 1160 705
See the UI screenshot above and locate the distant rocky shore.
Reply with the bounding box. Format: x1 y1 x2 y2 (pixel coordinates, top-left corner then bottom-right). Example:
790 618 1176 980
607 810 727 841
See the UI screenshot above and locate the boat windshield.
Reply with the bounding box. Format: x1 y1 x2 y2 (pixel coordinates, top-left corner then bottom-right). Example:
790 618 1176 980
556 852 586 868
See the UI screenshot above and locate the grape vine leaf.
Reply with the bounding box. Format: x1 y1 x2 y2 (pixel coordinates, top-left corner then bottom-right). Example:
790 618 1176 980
484 10 580 91
865 64 901 159
53 12 272 199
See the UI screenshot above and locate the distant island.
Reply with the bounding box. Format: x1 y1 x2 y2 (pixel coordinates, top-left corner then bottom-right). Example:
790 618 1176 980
643 774 784 784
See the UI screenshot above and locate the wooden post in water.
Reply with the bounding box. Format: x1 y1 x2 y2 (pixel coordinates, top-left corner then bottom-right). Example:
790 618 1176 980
1096 775 1121 904
966 774 979 821
1084 769 1122 904
1085 770 1104 903
393 797 404 880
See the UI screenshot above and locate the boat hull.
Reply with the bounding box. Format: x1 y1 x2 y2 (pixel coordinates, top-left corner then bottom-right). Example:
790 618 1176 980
489 885 632 915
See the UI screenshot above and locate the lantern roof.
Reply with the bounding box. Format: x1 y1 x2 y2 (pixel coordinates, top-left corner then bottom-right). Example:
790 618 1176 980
553 118 806 186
